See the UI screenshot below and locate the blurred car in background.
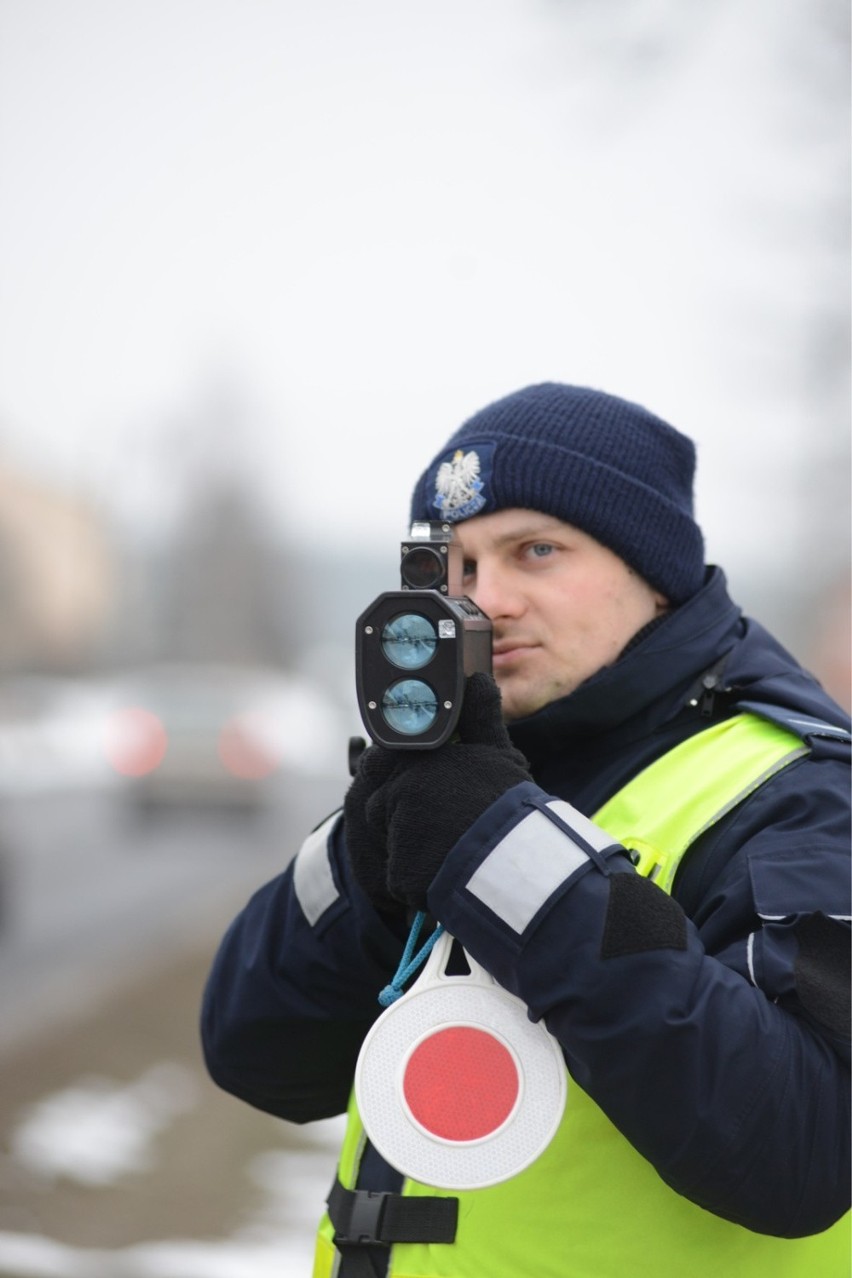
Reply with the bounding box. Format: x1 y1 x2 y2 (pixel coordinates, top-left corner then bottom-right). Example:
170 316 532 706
0 661 350 818
103 663 347 818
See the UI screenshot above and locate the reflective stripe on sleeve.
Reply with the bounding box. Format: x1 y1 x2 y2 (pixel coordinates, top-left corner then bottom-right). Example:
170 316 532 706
293 811 342 926
465 799 617 933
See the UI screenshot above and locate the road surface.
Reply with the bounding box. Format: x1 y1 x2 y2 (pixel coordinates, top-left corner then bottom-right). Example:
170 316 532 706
0 772 350 1276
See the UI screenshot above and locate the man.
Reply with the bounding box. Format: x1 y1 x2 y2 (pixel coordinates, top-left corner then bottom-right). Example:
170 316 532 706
202 383 851 1276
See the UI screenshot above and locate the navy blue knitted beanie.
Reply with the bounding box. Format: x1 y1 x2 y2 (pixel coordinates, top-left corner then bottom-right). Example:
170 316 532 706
409 383 705 604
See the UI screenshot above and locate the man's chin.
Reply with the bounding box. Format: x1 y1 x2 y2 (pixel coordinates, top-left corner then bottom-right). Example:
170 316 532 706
496 671 578 722
494 678 545 723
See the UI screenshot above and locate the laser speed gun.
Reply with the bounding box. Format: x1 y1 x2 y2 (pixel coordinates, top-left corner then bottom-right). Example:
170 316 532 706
355 522 492 749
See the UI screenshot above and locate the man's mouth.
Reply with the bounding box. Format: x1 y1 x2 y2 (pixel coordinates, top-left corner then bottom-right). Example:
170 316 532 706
491 641 536 668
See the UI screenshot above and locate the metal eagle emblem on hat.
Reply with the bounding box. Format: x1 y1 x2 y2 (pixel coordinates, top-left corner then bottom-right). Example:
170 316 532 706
433 448 487 521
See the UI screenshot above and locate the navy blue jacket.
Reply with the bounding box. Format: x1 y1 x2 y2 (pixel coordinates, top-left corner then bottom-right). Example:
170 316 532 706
201 569 850 1238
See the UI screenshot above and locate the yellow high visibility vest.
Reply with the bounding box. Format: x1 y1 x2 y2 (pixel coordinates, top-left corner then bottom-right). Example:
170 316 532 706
314 713 851 1277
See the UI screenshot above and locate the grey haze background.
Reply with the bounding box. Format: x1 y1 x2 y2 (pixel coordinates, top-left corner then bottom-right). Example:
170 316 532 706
0 4 848 1271
0 0 849 673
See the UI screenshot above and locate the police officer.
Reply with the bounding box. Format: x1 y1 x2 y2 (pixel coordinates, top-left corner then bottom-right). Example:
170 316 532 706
202 383 851 1276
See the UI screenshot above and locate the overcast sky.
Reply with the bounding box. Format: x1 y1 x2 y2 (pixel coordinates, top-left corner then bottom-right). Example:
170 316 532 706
0 0 848 599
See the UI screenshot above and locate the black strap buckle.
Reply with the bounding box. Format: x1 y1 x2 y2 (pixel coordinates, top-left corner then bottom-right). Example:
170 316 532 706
328 1177 458 1248
334 1187 388 1245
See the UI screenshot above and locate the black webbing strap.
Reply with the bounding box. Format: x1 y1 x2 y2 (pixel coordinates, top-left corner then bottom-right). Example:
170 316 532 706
328 1176 458 1268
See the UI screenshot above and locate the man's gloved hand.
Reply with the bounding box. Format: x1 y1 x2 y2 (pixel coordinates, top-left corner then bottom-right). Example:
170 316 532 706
344 672 533 913
343 744 401 914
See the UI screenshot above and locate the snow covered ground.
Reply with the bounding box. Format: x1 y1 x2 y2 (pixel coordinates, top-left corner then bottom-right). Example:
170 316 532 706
1 1084 344 1275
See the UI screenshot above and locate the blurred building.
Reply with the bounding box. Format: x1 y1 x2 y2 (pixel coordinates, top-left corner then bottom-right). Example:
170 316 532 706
0 463 116 673
805 572 852 712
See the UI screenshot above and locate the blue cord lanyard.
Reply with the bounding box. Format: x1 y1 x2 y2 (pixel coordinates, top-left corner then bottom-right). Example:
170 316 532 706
378 911 445 1007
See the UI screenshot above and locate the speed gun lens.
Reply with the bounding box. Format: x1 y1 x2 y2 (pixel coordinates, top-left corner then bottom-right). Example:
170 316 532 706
381 679 439 735
381 614 438 670
401 546 445 590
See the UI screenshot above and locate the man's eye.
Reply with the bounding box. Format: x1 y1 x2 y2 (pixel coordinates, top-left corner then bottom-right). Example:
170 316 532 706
462 560 476 578
528 543 554 559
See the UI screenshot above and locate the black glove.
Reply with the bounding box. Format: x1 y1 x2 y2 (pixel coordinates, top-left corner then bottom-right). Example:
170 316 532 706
344 672 532 913
343 742 401 914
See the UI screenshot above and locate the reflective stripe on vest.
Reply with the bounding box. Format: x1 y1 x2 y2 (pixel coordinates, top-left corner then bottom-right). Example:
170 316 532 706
314 713 851 1278
593 711 809 892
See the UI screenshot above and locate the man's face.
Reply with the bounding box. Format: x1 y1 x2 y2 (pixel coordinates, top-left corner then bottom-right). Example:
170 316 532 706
456 508 669 721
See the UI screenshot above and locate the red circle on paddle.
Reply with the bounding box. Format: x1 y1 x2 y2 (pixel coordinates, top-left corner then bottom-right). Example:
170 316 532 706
402 1025 520 1142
